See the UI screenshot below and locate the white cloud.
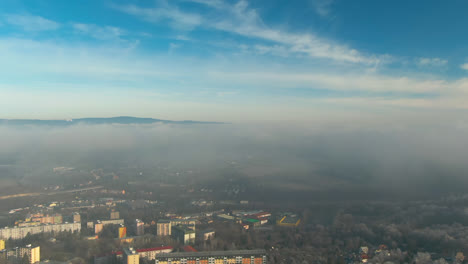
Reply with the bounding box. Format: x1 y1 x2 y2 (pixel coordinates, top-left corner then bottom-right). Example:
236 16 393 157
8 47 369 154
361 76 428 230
182 0 225 9
417 57 448 67
2 36 468 119
3 14 60 31
73 23 125 40
208 71 448 93
114 2 202 30
169 42 182 53
114 0 383 65
461 63 468 71
0 38 172 81
310 0 334 17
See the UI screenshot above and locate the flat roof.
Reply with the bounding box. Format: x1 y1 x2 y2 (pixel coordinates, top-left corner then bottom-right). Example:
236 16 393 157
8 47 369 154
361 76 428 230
173 225 195 233
156 249 266 259
281 216 300 224
123 248 138 256
137 246 173 253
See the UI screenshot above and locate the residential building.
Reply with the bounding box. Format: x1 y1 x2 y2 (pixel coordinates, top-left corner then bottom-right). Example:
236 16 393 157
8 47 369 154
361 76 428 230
100 219 124 226
135 219 144 236
135 246 173 261
31 214 63 225
95 222 104 234
118 226 127 239
94 246 173 264
123 248 139 264
110 211 120 220
157 220 171 236
1 245 40 264
170 219 196 230
200 229 215 241
73 213 81 223
94 219 125 235
0 223 81 240
21 245 40 264
171 225 195 245
154 249 267 264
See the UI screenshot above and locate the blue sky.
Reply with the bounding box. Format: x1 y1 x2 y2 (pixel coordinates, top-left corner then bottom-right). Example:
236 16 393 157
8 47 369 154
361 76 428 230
1 0 468 122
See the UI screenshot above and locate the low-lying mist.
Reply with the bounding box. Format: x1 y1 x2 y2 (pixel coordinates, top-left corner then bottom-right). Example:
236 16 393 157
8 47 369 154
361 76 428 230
1 121 467 200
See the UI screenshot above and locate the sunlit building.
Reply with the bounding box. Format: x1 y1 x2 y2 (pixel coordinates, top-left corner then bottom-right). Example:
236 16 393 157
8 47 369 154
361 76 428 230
157 220 171 236
21 245 40 264
123 248 139 264
154 249 267 264
95 222 104 234
135 219 144 236
118 226 127 238
0 223 81 240
1 245 40 264
73 212 81 223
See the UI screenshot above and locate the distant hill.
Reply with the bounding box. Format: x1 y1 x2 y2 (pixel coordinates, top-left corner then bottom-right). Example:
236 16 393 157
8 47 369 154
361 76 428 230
0 116 223 126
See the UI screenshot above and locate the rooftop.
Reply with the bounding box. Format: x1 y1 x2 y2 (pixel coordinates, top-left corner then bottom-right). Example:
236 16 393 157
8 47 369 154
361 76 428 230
281 216 300 224
156 249 267 259
123 248 138 256
137 246 173 253
173 225 195 233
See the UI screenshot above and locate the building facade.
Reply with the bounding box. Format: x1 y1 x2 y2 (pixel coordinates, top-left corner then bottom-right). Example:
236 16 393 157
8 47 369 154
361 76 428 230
118 226 127 238
154 250 267 264
136 246 173 261
94 246 174 264
201 230 215 241
157 220 171 236
0 245 40 264
95 223 104 234
171 225 195 245
73 213 81 223
123 248 139 264
135 219 144 236
0 223 81 240
21 245 40 264
170 219 196 231
110 211 120 220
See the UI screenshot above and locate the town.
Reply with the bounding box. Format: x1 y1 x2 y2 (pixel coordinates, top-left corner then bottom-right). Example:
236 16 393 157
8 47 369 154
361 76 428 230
1 164 468 264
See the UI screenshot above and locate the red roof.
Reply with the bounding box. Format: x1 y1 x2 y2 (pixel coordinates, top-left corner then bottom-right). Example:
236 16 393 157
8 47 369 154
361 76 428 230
137 246 173 253
98 246 173 257
183 246 197 252
254 212 270 217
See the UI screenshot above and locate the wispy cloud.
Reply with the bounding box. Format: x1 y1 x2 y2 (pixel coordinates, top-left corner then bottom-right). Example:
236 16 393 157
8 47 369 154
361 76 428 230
114 0 383 65
417 57 448 67
461 63 468 71
209 70 448 94
181 0 225 9
3 14 60 31
73 23 125 40
310 0 334 17
114 1 202 30
168 42 182 53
